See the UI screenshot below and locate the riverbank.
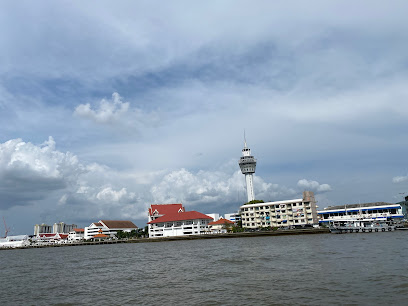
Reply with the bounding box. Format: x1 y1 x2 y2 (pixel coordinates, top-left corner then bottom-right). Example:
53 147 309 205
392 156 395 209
0 228 330 250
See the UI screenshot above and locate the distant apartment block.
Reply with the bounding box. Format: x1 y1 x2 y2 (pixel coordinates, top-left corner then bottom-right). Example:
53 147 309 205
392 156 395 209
53 222 77 234
239 191 318 229
34 223 52 235
34 222 77 235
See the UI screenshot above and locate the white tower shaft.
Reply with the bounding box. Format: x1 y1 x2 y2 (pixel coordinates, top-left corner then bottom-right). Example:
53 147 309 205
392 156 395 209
245 173 255 202
239 137 257 203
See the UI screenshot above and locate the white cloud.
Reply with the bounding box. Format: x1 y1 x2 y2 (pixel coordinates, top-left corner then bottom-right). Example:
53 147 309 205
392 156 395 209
392 176 408 183
150 168 301 207
297 179 332 193
96 187 135 202
74 92 129 124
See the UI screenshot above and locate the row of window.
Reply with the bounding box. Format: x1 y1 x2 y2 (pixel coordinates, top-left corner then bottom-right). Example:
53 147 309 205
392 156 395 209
242 218 314 227
321 208 398 217
242 202 310 212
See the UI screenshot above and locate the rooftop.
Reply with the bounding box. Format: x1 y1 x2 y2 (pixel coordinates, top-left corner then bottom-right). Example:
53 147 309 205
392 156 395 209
324 202 397 211
208 219 235 225
100 220 138 229
148 211 213 224
148 204 185 216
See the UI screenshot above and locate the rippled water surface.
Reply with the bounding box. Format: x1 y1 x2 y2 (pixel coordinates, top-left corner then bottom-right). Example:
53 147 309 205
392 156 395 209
1 232 407 305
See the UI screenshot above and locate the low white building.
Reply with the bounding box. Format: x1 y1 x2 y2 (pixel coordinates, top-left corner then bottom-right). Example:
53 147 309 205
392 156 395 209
318 202 405 226
36 233 69 244
224 212 241 223
84 220 138 240
68 228 85 241
206 213 220 221
148 211 213 238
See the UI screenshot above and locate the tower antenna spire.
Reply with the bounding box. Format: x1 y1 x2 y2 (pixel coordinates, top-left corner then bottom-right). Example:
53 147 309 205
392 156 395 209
244 130 247 148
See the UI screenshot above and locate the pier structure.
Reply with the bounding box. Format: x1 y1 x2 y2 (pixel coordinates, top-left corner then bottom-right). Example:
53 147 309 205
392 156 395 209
239 137 257 202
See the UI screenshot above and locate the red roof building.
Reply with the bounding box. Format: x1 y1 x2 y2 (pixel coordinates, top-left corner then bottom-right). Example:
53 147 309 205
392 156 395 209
208 219 235 226
147 204 213 238
148 211 212 224
208 218 235 234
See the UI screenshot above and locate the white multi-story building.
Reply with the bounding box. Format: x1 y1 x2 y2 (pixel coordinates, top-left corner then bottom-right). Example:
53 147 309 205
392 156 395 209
240 191 319 229
147 209 213 238
317 202 405 226
84 220 138 239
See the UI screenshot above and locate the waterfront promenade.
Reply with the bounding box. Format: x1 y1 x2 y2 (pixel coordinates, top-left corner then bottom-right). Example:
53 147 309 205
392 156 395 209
0 228 330 250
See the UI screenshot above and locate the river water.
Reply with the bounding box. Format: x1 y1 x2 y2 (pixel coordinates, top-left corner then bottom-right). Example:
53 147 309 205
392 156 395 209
1 231 407 305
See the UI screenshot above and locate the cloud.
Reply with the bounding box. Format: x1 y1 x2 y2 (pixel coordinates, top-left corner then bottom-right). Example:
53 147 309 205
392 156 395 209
0 137 84 208
150 168 302 207
297 179 332 193
392 176 408 183
96 187 135 202
74 92 129 124
0 137 142 216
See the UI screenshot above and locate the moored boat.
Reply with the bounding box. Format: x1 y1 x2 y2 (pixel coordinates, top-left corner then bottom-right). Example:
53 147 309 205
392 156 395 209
329 218 395 234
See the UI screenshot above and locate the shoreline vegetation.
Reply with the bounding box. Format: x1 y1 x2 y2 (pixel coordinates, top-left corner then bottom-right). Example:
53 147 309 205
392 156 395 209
0 228 330 251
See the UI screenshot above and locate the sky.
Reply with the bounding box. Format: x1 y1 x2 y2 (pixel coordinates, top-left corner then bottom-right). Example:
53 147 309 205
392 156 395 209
1 1 408 235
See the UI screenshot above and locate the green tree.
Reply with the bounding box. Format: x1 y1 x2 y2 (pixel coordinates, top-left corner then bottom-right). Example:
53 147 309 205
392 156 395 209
243 199 264 205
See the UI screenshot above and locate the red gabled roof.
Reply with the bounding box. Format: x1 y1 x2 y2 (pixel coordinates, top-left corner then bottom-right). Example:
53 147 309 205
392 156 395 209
39 234 56 238
100 220 138 229
148 204 185 216
93 222 102 227
39 233 68 239
208 218 235 225
93 234 109 238
148 211 213 224
73 228 84 233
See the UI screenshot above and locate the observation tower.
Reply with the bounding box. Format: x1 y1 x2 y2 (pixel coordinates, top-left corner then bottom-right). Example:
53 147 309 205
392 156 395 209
239 137 257 202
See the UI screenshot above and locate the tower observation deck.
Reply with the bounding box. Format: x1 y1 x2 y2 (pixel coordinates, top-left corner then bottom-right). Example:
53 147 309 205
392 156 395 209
239 139 257 202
